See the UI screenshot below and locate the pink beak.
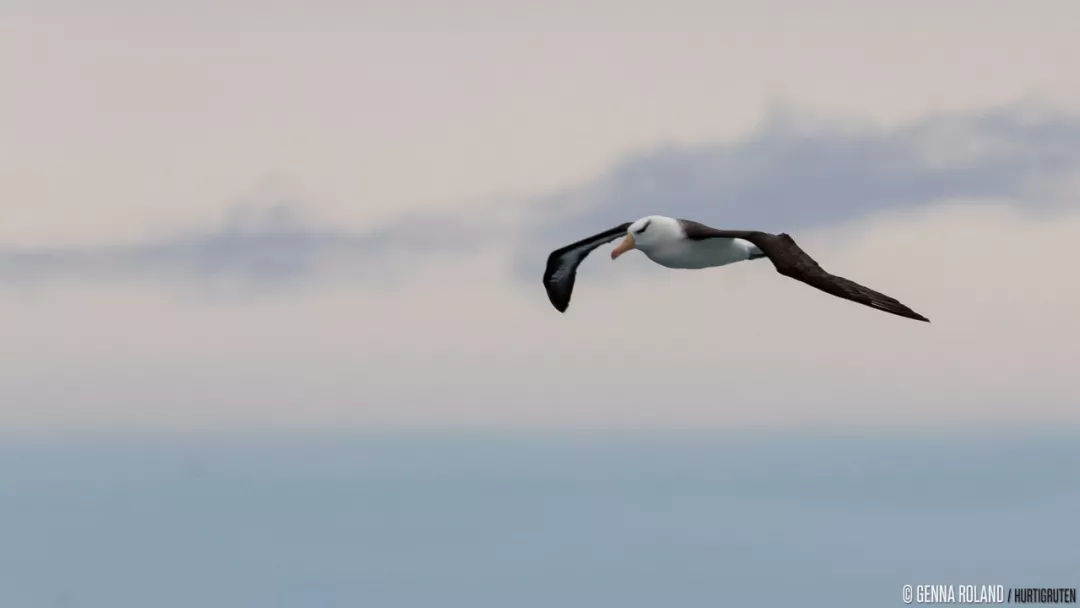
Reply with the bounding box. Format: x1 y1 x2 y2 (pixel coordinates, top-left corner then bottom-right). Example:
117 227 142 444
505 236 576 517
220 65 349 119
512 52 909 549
610 234 636 259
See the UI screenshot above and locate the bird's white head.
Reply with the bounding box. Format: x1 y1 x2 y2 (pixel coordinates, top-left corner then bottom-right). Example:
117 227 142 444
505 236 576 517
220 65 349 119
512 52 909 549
610 215 680 259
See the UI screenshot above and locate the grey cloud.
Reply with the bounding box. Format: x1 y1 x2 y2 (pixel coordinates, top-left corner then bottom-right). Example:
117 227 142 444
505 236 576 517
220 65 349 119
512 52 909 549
4 105 1079 289
525 105 1080 254
0 202 476 289
505 105 1080 282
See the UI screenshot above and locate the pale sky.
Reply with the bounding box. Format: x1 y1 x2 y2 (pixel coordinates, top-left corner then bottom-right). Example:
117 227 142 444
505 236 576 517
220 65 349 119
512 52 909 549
2 1 1079 429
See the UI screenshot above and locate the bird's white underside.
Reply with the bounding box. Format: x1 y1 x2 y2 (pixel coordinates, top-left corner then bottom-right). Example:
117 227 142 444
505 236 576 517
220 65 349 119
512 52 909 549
640 236 760 269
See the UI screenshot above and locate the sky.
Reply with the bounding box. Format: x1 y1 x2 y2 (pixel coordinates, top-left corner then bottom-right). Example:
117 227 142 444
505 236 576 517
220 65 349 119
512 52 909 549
3 1 1080 430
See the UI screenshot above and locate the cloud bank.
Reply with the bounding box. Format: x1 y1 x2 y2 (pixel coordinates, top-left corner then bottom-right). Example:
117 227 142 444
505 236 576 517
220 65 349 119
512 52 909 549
2 105 1078 290
527 105 1080 245
0 202 478 290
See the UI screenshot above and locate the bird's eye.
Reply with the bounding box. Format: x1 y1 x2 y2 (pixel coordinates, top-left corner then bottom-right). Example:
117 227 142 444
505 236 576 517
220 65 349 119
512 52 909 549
634 220 651 234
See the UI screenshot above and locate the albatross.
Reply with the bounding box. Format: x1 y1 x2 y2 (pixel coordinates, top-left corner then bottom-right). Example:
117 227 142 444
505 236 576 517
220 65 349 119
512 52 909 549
543 215 929 322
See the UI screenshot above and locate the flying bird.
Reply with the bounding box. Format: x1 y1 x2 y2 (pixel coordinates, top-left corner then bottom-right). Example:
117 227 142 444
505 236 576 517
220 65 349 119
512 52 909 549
543 215 929 322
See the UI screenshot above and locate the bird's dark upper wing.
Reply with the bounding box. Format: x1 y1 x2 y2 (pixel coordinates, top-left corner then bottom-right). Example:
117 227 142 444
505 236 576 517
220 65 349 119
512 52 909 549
744 231 930 322
543 223 631 312
677 219 757 241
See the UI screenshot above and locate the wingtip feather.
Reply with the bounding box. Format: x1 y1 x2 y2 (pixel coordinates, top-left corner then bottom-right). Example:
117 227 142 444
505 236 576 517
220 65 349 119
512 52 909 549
900 309 930 322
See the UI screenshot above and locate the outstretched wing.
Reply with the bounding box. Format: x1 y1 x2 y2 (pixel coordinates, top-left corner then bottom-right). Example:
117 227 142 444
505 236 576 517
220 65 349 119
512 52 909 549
543 223 631 312
747 232 930 322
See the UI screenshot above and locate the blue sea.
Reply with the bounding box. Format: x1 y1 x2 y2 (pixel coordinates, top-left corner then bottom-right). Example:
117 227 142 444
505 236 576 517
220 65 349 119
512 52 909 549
2 430 1077 607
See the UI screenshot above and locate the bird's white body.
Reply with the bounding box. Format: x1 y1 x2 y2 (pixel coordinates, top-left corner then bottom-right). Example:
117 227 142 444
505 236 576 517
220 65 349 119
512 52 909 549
628 215 760 269
641 235 760 269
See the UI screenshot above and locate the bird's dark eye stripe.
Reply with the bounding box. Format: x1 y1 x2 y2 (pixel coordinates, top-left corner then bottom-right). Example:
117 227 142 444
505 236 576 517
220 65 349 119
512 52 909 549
634 219 651 234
